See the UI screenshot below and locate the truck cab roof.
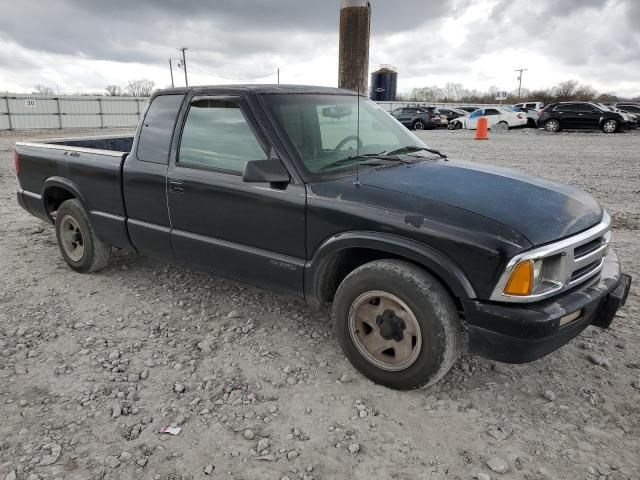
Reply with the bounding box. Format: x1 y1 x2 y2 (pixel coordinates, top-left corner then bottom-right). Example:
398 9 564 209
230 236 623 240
152 84 358 98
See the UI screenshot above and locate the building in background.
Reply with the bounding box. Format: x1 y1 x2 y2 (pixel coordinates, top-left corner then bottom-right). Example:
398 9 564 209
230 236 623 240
370 65 398 101
338 0 371 94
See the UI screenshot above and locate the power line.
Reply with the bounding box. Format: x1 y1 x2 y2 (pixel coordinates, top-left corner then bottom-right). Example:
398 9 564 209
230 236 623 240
188 62 279 82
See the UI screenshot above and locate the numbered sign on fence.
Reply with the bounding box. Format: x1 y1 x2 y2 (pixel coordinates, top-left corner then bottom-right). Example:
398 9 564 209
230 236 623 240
24 99 37 108
494 91 508 101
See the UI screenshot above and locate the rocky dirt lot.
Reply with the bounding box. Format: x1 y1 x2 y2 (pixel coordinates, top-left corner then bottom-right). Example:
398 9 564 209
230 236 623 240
0 127 638 480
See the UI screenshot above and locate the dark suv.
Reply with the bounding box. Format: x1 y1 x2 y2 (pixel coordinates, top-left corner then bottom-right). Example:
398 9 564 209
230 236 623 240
391 106 441 130
538 102 628 133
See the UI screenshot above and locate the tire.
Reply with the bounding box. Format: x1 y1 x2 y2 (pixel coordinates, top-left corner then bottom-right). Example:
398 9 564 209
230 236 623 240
333 260 462 390
544 118 561 133
498 120 510 130
55 199 111 273
602 119 618 134
413 120 425 130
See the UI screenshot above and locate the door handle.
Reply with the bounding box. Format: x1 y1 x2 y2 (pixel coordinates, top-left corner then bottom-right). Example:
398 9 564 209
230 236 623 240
169 180 184 193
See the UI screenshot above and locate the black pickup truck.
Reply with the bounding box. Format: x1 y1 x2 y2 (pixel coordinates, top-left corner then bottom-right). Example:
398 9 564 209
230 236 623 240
14 85 631 390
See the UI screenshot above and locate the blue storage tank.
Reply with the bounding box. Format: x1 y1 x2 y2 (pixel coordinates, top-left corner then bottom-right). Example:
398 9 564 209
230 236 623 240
370 65 397 101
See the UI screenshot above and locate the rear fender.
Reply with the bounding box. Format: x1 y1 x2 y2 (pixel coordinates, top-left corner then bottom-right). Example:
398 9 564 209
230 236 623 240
41 177 90 222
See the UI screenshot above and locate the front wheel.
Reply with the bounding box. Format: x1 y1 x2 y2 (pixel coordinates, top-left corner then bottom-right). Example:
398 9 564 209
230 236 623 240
55 199 111 273
544 119 561 133
413 120 425 130
333 260 462 390
602 119 618 133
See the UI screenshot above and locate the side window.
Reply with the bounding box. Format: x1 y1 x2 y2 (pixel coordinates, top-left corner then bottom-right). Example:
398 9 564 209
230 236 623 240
137 94 185 164
485 109 500 115
470 110 482 118
178 99 267 173
558 104 577 112
525 103 537 109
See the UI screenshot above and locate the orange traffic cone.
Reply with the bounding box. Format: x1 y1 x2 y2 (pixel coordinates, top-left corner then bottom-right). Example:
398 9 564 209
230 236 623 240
475 116 489 140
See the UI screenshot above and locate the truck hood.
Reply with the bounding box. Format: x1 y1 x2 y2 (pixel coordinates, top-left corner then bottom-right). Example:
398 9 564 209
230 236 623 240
357 159 603 246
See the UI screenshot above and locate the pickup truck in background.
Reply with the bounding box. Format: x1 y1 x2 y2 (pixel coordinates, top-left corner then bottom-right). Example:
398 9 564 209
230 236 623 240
14 85 631 390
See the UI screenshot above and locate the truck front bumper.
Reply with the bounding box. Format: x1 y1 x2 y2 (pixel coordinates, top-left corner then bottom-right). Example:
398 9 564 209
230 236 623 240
463 250 631 363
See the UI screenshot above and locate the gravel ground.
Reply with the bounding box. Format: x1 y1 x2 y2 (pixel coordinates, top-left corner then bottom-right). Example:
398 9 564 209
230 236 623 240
0 127 638 480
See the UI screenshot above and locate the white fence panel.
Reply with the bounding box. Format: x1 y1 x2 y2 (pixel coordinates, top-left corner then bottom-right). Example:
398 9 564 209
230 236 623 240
0 95 148 130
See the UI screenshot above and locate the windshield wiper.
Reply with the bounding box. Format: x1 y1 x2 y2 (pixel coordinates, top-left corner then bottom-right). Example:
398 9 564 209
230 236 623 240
318 151 388 171
386 145 447 159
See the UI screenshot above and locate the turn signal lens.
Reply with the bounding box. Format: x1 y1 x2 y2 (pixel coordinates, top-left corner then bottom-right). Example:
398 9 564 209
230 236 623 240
504 260 533 296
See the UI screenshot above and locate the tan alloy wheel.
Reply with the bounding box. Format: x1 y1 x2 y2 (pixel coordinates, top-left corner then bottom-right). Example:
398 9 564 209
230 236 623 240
59 215 85 262
348 290 422 371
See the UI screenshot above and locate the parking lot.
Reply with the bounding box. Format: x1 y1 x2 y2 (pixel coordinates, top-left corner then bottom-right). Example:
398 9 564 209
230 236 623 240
0 127 638 480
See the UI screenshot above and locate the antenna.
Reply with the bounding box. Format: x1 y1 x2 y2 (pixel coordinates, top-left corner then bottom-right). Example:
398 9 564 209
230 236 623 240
354 88 361 186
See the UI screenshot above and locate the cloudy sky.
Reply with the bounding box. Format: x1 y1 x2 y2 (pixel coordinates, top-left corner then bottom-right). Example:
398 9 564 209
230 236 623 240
0 0 638 97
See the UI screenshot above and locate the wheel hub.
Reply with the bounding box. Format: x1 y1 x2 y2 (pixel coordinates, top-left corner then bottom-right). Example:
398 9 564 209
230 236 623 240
348 290 422 371
376 309 406 341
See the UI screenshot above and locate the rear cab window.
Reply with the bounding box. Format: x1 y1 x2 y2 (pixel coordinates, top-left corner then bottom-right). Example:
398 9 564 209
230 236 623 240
137 94 185 164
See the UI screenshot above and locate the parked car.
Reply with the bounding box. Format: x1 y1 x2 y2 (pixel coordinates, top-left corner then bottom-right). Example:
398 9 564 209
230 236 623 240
437 107 469 125
390 106 441 130
448 107 528 130
14 85 631 390
510 106 539 128
513 101 545 112
598 104 638 129
611 102 640 117
538 102 630 133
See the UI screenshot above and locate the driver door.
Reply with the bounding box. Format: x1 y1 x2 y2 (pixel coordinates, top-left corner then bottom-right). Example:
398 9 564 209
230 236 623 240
167 95 307 295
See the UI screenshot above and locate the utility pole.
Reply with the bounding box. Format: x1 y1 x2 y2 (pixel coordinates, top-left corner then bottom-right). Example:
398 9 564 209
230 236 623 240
179 47 189 87
169 58 175 88
277 68 280 85
515 68 528 99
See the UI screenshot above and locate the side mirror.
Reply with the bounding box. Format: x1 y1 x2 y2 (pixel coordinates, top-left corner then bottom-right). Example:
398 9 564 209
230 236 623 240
242 159 290 184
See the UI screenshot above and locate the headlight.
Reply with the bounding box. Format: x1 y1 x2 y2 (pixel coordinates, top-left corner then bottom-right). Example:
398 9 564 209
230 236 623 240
503 256 562 297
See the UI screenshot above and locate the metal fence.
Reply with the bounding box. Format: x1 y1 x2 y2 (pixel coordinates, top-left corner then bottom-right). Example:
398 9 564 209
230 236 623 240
0 95 149 131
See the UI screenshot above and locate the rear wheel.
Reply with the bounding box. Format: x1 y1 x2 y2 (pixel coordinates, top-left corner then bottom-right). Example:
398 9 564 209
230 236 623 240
55 199 111 273
413 120 425 130
544 119 561 133
498 120 510 130
333 260 462 390
602 119 618 133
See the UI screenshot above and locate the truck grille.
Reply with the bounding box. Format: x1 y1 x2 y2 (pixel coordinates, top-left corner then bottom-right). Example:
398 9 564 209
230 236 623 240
567 231 610 287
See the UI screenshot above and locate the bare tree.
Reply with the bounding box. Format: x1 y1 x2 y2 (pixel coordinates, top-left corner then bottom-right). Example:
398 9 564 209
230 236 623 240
408 86 441 102
33 84 55 96
126 79 155 97
441 82 466 101
553 80 579 101
105 85 123 96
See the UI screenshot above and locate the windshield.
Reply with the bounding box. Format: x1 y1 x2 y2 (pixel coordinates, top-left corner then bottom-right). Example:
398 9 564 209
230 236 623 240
265 94 427 176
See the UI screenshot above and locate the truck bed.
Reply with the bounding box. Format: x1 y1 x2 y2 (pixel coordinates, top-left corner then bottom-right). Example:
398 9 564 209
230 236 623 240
15 135 135 250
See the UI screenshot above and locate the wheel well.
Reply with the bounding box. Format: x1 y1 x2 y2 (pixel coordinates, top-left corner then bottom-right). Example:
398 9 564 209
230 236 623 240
44 186 75 216
318 247 463 314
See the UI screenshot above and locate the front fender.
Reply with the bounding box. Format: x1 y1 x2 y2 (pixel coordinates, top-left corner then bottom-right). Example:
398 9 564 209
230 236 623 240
304 231 476 305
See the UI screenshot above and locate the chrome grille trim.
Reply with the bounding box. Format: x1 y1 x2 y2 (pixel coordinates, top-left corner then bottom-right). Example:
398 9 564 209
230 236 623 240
490 212 611 303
